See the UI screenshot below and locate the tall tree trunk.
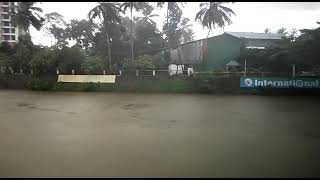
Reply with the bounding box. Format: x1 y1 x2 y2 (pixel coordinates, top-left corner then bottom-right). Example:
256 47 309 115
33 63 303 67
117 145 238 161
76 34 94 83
207 29 211 38
106 31 111 73
130 6 134 62
167 2 169 50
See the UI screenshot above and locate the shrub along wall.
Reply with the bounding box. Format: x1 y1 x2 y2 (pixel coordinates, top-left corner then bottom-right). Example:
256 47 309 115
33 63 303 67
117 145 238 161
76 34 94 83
0 74 197 93
1 74 319 95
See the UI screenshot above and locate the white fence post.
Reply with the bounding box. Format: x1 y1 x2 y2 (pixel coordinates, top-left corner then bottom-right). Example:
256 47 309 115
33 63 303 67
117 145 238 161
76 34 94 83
153 70 155 76
103 70 106 75
72 69 75 75
136 70 139 76
56 69 59 75
119 70 122 76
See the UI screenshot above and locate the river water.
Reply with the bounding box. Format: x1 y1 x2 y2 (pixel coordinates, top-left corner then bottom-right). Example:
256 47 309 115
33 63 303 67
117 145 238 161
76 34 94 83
0 90 319 177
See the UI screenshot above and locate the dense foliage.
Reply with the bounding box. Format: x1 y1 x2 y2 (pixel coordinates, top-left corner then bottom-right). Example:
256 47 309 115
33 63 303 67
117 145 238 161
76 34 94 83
240 24 320 73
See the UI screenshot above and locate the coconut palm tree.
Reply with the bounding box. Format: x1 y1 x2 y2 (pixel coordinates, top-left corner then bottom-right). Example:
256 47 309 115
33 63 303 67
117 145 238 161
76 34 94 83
157 2 185 49
137 5 158 26
195 2 235 38
9 2 45 35
88 2 123 72
121 2 151 62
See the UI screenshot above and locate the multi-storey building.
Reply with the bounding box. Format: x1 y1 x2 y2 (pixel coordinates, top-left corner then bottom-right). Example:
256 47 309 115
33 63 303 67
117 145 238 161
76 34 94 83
0 2 22 43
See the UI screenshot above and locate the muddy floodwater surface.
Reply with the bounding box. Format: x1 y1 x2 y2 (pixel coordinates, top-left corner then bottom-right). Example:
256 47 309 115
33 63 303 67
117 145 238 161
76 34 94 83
0 90 319 177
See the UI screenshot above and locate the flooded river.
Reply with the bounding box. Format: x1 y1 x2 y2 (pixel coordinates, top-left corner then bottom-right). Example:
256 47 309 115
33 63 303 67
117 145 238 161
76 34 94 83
0 90 319 177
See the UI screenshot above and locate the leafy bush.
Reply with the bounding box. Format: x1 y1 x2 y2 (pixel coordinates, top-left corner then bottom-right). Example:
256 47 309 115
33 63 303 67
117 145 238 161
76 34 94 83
57 46 86 74
193 74 216 93
192 74 241 93
81 56 107 74
53 82 115 91
0 52 13 68
0 42 16 55
122 55 156 70
28 78 54 91
29 48 60 74
152 52 168 69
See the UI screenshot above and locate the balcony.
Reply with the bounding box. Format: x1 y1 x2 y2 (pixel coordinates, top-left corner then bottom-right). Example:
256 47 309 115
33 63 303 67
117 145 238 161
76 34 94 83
1 14 10 19
2 22 11 27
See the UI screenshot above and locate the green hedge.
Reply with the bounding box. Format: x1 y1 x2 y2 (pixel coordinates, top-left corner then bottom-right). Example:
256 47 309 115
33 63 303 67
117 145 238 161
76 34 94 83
114 79 196 93
53 82 116 92
52 79 196 93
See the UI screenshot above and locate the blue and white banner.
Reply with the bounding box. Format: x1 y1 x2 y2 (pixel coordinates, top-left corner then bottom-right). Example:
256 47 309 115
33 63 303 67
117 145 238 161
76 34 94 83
240 77 320 89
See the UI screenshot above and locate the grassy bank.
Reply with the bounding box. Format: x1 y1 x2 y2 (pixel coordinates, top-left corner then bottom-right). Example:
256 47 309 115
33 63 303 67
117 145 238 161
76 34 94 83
52 79 196 93
2 74 320 95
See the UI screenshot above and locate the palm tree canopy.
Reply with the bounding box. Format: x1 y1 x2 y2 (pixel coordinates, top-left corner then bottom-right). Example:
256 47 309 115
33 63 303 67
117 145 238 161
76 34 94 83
156 2 185 11
10 2 45 31
195 2 235 30
121 2 151 13
136 6 158 26
88 2 123 25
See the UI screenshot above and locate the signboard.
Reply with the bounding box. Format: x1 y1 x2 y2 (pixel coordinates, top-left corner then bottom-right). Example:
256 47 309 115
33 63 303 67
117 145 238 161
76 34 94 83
58 75 116 83
240 77 320 89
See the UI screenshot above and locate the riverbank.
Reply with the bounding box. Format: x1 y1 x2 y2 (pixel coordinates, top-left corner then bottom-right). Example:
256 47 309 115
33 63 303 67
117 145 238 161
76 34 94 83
1 74 320 95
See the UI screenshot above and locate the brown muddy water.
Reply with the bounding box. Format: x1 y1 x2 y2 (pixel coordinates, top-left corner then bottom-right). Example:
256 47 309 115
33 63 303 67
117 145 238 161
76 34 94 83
0 89 319 178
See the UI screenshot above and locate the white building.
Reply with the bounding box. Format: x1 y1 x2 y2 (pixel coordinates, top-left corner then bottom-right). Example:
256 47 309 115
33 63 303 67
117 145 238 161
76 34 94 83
0 2 22 44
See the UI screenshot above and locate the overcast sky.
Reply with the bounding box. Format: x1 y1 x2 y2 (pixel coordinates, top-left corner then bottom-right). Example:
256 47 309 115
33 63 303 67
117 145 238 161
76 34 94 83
30 2 320 46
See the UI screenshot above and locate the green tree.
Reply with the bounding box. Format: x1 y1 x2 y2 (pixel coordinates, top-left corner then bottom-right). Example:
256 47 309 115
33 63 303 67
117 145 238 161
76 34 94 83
29 48 60 74
195 2 235 37
157 2 185 49
121 2 151 62
49 25 69 48
57 46 86 74
241 22 320 73
138 5 159 26
12 43 34 72
88 2 123 72
179 18 194 43
122 55 156 70
264 28 271 33
10 2 45 34
0 42 16 55
277 27 287 37
134 16 164 56
43 12 67 47
66 19 98 50
81 56 108 74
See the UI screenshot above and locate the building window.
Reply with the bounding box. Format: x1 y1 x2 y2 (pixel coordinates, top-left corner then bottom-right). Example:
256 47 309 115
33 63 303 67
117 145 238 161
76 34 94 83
2 2 9 5
11 35 15 40
2 28 10 33
11 28 15 33
3 35 10 40
2 7 9 12
2 21 10 26
1 14 10 19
